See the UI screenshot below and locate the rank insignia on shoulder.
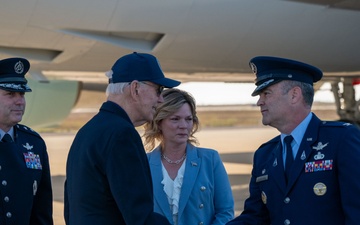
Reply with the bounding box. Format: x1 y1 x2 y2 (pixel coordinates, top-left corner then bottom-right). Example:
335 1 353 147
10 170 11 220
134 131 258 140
23 152 42 170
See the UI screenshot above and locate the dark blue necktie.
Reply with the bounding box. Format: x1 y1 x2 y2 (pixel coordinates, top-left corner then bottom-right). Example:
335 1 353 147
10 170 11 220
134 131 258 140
284 135 294 183
2 133 13 143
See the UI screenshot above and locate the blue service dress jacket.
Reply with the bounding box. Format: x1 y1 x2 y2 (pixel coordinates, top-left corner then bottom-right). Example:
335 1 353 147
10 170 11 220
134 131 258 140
0 124 53 225
227 113 360 225
148 143 234 225
64 101 170 225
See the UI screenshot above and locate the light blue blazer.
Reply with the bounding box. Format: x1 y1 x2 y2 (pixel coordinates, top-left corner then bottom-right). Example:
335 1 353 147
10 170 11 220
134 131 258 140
147 143 234 225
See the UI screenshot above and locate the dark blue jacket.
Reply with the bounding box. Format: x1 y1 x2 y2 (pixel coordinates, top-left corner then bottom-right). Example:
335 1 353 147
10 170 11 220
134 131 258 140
64 101 170 225
0 124 53 225
227 114 360 225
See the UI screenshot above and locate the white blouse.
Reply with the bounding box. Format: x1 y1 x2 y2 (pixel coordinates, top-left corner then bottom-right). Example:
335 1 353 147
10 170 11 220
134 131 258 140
161 160 186 225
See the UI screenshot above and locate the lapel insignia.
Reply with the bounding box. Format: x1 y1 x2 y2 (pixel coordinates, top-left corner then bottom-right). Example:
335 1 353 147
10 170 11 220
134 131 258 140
22 143 33 151
262 169 266 174
273 158 277 167
312 142 329 151
191 161 197 167
301 151 306 160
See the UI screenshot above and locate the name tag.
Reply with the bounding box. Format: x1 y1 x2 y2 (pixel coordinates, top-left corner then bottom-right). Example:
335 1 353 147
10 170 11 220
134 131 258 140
256 175 268 182
23 152 42 170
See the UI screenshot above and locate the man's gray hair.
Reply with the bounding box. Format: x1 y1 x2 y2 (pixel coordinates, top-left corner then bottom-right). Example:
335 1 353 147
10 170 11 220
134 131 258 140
282 80 314 106
105 70 128 96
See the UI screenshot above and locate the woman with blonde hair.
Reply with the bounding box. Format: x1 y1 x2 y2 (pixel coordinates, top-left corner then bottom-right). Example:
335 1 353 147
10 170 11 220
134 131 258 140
144 88 234 225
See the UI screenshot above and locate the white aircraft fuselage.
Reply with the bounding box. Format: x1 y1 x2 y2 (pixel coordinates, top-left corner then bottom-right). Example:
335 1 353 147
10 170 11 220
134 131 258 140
1 0 360 125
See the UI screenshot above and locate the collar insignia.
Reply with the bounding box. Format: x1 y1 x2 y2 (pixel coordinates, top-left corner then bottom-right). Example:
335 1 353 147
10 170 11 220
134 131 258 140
301 151 306 160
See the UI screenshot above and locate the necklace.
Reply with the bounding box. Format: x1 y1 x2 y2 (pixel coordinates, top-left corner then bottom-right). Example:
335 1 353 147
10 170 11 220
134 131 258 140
161 153 186 164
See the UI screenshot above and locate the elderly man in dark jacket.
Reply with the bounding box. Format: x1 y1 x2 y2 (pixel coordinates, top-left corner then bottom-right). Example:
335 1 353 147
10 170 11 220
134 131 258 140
64 52 180 225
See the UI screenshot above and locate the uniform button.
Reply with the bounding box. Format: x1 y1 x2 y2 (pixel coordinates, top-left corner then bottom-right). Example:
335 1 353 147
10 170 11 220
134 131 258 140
199 204 204 209
284 219 290 225
2 180 7 186
284 197 290 204
200 186 206 191
6 212 12 218
4 196 9 202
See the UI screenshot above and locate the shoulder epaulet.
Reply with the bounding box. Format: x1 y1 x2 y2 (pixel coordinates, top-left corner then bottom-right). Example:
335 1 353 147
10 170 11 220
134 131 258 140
320 120 354 128
258 135 280 148
16 124 41 138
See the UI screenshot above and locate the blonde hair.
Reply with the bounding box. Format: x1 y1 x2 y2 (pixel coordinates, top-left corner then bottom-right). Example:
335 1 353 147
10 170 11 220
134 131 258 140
143 88 200 151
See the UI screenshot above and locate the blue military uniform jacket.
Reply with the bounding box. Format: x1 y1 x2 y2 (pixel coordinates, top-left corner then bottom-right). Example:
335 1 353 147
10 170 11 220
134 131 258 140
148 143 234 225
64 101 170 225
227 114 360 225
0 124 53 225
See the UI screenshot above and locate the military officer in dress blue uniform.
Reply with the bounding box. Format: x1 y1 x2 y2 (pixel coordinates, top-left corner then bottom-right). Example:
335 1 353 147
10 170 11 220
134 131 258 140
227 56 360 225
0 58 53 225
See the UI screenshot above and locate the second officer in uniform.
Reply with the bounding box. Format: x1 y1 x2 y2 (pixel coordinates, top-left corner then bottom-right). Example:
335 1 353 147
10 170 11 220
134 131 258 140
227 56 360 225
0 57 53 225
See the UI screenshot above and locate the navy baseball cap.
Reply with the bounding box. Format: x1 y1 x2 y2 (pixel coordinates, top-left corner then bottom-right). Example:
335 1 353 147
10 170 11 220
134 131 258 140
249 56 323 96
109 52 181 88
0 57 32 92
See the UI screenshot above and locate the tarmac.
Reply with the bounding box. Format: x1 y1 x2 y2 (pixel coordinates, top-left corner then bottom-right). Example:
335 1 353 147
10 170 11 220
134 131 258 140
45 126 279 225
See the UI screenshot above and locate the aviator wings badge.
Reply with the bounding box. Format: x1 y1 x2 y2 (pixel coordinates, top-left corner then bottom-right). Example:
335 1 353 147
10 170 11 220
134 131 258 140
23 143 34 151
312 142 329 151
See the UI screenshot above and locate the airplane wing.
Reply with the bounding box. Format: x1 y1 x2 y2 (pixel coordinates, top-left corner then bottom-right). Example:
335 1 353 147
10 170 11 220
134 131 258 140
1 0 360 126
286 0 360 11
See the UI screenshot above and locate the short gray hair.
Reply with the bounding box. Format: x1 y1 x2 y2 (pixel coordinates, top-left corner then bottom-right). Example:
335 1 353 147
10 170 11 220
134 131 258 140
105 70 128 96
281 80 314 106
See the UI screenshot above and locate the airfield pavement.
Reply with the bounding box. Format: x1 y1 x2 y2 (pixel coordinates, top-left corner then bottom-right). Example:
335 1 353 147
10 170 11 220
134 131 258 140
45 126 279 225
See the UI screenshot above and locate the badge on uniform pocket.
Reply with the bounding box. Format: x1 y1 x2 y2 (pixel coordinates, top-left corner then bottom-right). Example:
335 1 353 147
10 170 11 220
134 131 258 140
23 152 42 170
256 175 268 183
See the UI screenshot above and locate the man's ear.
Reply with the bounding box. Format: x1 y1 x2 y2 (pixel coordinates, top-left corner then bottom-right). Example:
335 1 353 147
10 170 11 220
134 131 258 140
129 80 140 97
291 86 302 103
